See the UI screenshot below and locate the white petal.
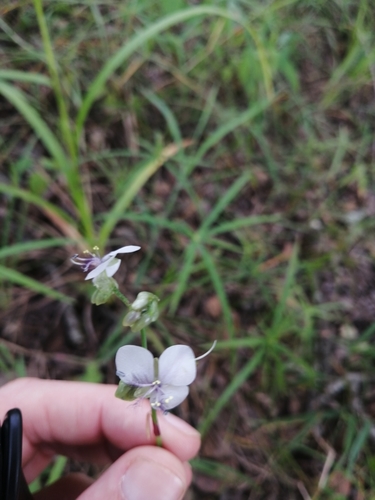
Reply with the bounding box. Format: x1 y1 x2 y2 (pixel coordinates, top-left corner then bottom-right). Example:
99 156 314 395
115 345 154 385
105 258 121 277
85 257 114 280
107 245 140 257
159 345 196 386
160 385 189 410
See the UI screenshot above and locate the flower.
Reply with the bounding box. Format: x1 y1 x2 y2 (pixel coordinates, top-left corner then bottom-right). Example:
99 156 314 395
71 245 140 281
115 342 216 412
123 292 160 331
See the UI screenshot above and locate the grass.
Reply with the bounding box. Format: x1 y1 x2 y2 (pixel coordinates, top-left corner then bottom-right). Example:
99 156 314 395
1 0 375 498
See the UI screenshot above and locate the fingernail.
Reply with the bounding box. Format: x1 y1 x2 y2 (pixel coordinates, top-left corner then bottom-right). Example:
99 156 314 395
120 459 185 500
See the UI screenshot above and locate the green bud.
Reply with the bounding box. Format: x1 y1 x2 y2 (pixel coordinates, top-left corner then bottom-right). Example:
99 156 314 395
122 291 160 331
91 272 118 305
115 381 138 401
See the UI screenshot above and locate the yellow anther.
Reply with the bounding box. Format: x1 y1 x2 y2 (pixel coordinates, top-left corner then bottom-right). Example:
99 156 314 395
152 380 161 386
93 246 99 251
83 249 90 254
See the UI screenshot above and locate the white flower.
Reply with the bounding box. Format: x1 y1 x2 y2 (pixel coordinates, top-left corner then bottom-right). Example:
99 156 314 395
71 245 140 281
115 342 216 412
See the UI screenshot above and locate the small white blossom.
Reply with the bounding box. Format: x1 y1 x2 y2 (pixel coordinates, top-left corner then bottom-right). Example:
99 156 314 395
123 292 160 331
71 245 140 281
115 342 216 412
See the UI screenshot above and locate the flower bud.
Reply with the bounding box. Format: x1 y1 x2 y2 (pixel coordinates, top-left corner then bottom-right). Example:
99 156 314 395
91 272 118 305
115 380 138 401
123 292 160 331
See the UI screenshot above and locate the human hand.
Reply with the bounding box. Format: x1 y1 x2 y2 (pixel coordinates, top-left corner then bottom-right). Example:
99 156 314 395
0 378 201 500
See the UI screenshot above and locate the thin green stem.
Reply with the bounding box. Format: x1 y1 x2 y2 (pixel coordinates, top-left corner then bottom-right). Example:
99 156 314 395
151 408 162 447
112 287 131 307
140 329 147 349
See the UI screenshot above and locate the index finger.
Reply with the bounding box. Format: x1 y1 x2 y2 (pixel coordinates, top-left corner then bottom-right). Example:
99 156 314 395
0 378 200 478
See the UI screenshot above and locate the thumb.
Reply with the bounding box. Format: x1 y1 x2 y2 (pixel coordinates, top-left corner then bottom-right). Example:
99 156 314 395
77 446 191 500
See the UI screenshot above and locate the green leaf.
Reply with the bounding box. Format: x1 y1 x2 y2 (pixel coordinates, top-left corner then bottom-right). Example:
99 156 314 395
0 265 73 303
0 80 68 173
77 6 273 137
98 143 187 246
0 238 72 260
0 70 51 86
199 348 264 436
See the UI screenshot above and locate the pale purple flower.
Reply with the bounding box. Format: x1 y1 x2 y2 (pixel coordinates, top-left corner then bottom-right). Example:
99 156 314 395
115 342 216 412
71 245 140 281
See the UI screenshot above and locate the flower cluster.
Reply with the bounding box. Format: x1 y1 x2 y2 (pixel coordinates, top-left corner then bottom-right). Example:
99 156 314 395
71 241 215 441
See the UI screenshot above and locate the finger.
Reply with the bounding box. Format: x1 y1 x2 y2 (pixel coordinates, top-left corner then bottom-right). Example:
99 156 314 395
77 446 190 500
33 473 93 500
0 378 200 479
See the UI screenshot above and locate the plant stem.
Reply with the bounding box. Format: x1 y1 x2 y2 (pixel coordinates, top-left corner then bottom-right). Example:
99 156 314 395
140 328 147 349
112 286 131 307
151 408 162 447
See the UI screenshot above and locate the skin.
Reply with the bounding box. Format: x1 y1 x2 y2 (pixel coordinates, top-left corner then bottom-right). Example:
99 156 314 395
0 378 201 500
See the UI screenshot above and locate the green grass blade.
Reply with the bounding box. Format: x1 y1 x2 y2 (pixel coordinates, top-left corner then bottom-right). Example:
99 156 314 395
0 81 68 173
271 244 299 331
0 238 72 260
0 80 66 165
193 86 219 140
199 348 264 436
120 213 193 237
191 458 255 486
169 241 198 314
200 171 250 234
346 420 371 474
142 89 182 144
0 70 51 86
199 244 234 338
76 6 272 138
46 456 68 486
214 338 263 350
0 183 84 243
0 265 73 303
98 142 188 246
0 82 92 240
209 215 281 235
187 99 273 176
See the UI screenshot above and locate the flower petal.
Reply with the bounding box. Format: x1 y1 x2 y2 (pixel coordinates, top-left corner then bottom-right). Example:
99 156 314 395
105 258 121 277
107 245 141 258
85 257 114 280
159 345 196 386
159 385 189 410
115 345 154 385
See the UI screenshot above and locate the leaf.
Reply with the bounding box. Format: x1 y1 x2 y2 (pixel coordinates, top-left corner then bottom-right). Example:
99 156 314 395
76 6 273 137
0 80 68 173
199 348 264 436
0 265 73 303
98 141 192 246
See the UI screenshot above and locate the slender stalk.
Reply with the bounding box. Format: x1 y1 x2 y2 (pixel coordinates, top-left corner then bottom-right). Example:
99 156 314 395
151 408 162 447
112 287 131 307
140 328 147 349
